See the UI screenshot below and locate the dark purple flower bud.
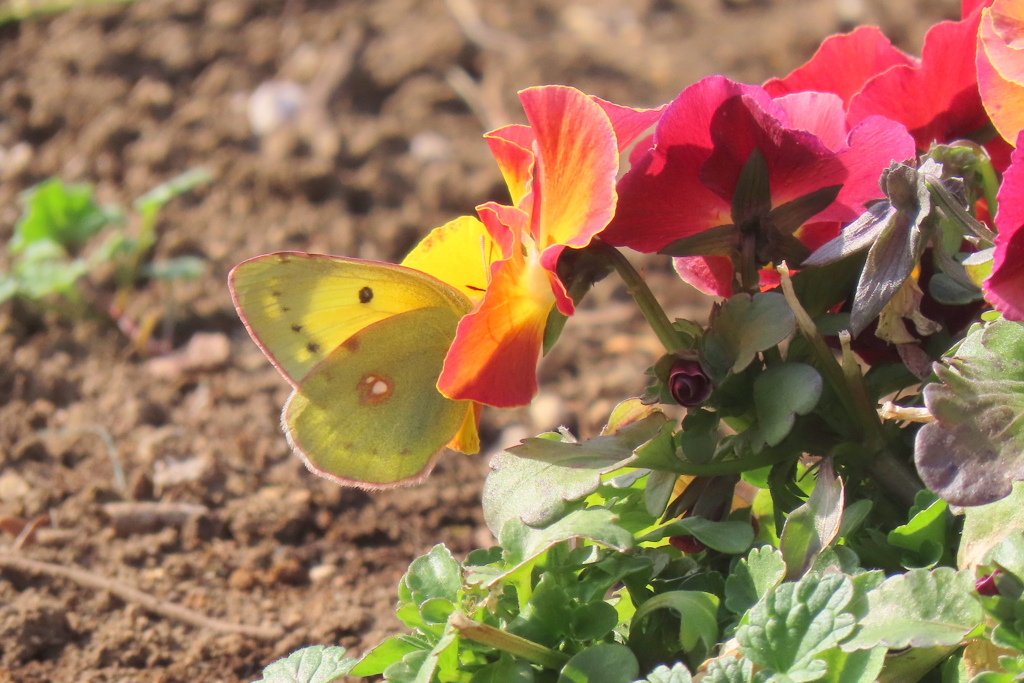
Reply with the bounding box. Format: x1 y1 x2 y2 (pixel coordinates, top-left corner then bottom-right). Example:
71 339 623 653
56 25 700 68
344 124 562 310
976 570 1001 596
668 359 713 407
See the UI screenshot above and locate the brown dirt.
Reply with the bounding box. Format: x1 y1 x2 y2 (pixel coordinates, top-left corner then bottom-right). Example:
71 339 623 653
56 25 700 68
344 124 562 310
0 0 959 680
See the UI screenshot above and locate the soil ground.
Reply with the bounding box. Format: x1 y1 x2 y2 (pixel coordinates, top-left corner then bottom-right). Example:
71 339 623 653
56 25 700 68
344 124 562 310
0 0 959 680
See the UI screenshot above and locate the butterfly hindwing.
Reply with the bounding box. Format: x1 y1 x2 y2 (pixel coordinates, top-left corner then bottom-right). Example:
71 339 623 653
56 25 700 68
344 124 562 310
229 252 470 385
284 305 469 488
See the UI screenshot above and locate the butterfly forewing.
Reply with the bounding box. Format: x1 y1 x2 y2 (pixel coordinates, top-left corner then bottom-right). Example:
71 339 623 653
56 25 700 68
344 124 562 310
229 252 470 385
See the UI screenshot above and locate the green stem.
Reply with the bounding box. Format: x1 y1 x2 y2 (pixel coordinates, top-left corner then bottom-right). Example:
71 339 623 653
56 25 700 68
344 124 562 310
449 612 570 670
655 446 797 477
976 155 1000 219
596 241 686 353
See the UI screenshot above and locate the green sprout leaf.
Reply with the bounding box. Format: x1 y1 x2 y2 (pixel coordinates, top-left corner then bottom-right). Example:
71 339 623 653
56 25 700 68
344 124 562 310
400 544 461 607
558 643 639 683
470 655 537 683
350 637 423 677
701 292 796 380
737 572 856 680
632 591 720 653
914 320 1024 506
133 168 212 221
725 546 787 615
779 460 844 580
499 509 634 576
10 178 117 254
754 363 823 447
887 491 951 568
841 567 983 651
256 645 357 683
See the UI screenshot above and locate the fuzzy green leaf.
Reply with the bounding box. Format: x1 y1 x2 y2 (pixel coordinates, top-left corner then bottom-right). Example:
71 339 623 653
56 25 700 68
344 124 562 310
635 662 693 683
350 637 423 677
401 544 461 606
702 292 796 379
959 483 1024 571
469 656 537 683
725 546 787 615
841 567 982 651
754 363 823 447
258 645 357 683
738 572 856 678
915 320 1024 506
557 643 639 683
499 509 634 573
703 657 754 683
813 646 885 683
10 178 117 254
887 491 950 568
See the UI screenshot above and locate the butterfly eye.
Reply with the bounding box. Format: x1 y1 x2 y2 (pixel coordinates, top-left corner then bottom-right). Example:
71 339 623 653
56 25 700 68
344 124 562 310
359 286 373 303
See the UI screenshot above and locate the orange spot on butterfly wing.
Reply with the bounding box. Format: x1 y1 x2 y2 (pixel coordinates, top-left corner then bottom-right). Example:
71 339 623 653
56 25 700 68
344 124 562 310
356 373 394 405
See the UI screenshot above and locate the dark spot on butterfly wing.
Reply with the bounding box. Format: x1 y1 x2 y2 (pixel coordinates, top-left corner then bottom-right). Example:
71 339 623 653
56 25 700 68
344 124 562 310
359 286 373 303
466 285 485 292
307 341 320 354
272 290 282 298
342 337 359 352
291 324 302 332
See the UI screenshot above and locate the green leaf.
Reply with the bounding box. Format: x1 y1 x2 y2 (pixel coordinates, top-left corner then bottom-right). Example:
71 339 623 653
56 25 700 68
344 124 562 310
470 655 537 683
725 546 787 615
401 544 461 606
350 637 424 677
635 662 693 683
813 646 886 683
498 509 634 578
640 518 754 555
257 645 357 683
959 483 1024 571
0 275 15 304
702 292 796 379
678 409 720 465
779 461 844 580
887 491 950 568
754 363 823 447
841 567 983 651
632 591 719 652
494 413 668 529
571 600 619 641
915 320 1024 506
133 168 212 219
558 643 639 683
143 255 206 280
703 657 754 683
646 470 679 518
506 574 572 647
10 178 117 254
382 627 459 683
737 572 856 679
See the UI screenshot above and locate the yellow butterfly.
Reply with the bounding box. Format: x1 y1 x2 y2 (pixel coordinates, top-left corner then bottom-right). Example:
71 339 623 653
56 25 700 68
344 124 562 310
229 217 494 489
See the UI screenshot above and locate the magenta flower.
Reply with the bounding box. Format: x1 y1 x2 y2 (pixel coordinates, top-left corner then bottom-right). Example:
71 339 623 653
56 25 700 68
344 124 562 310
600 76 916 297
984 131 1024 320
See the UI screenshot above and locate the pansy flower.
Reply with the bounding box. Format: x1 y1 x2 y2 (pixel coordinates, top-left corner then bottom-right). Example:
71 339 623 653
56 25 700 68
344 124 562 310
412 86 662 408
600 75 916 297
768 2 999 154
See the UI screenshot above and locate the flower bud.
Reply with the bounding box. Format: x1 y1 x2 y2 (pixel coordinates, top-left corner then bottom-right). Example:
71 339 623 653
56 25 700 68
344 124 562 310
976 570 1001 596
668 359 713 407
668 535 706 554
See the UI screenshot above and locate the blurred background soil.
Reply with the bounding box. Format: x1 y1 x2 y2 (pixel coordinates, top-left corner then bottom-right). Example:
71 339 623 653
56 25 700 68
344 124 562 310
0 0 960 680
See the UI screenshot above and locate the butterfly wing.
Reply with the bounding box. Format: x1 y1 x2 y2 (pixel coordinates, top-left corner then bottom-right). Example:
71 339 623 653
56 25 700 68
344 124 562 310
229 251 470 386
229 251 476 488
284 305 469 488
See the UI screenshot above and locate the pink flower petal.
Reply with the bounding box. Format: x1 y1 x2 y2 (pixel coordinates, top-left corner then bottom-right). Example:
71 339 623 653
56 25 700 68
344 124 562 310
764 26 916 108
978 1 1024 145
673 255 734 297
486 125 535 207
985 131 1024 320
848 14 989 148
590 96 666 151
772 92 848 151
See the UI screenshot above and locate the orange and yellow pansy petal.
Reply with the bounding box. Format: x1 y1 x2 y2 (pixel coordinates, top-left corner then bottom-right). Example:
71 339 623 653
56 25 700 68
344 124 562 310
590 96 667 151
486 125 536 206
477 202 528 260
979 3 1024 144
437 253 555 408
401 215 495 302
445 402 482 454
519 85 619 251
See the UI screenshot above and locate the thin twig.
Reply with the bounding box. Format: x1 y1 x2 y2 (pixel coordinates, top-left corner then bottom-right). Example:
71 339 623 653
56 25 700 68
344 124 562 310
0 552 285 640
